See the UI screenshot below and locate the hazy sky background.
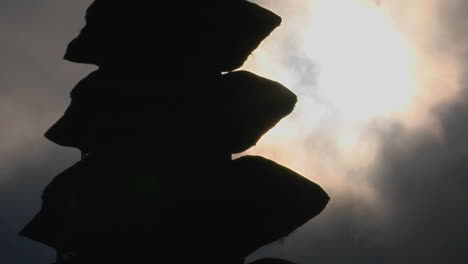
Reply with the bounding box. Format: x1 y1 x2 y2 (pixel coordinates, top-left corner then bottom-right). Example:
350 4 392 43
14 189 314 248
2 0 468 263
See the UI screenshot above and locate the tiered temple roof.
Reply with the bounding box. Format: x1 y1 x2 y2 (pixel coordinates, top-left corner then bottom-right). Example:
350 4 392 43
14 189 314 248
21 1 329 263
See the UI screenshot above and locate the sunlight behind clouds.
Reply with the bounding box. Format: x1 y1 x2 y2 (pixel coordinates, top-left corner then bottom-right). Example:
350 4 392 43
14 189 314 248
244 0 461 202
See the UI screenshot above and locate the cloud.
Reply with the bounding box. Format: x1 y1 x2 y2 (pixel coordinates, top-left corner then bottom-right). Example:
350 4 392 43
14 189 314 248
0 0 93 263
248 1 468 263
250 78 468 264
0 145 78 263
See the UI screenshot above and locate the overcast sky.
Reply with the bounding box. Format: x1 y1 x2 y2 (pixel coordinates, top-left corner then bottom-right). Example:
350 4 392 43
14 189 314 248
2 1 468 263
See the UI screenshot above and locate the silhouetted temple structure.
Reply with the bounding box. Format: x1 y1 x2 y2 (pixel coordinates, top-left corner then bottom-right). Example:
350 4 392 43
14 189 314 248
20 1 330 263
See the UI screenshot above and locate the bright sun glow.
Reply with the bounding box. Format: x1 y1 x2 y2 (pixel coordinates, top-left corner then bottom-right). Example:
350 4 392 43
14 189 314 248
244 0 418 155
311 0 415 120
303 0 416 147
240 0 423 197
241 0 461 212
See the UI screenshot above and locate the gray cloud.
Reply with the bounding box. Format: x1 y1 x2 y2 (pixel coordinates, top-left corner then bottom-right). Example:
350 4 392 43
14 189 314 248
250 84 468 264
1 0 92 263
0 145 76 263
